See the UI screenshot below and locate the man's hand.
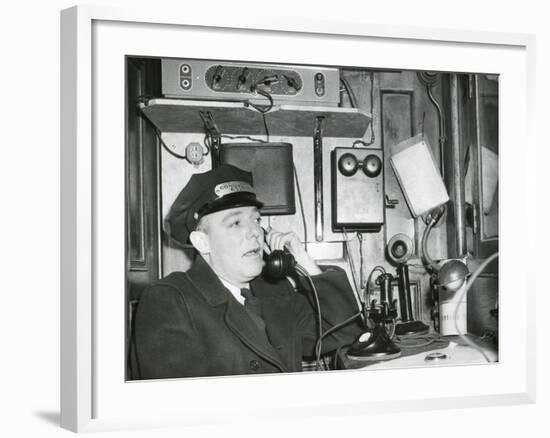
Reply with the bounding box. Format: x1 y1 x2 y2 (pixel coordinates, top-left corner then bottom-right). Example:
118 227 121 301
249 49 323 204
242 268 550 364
264 227 322 275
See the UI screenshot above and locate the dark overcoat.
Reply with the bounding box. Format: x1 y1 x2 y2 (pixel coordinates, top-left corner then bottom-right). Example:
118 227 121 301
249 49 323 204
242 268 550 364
131 255 362 379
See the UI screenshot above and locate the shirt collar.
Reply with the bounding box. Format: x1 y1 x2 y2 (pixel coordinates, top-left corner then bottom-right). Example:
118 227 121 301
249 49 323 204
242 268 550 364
219 277 248 306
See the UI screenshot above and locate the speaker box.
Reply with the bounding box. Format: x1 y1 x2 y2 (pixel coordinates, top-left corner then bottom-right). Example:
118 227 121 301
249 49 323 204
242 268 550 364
219 142 295 215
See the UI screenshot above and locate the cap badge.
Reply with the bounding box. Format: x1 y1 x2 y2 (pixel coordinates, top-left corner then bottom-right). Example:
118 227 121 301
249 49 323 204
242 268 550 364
214 181 254 198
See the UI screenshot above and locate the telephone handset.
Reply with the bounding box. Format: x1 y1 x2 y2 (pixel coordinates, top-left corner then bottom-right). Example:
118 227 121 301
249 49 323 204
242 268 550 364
262 227 297 279
264 249 296 279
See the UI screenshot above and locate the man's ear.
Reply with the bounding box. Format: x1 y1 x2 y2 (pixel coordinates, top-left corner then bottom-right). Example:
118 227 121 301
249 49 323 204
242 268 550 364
189 230 210 254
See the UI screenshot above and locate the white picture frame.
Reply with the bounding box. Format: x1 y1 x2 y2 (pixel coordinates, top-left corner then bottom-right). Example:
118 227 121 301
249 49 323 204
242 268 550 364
60 5 536 433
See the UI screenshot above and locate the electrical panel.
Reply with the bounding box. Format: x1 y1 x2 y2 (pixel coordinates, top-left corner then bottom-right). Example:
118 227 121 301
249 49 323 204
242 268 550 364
331 147 385 232
161 59 340 107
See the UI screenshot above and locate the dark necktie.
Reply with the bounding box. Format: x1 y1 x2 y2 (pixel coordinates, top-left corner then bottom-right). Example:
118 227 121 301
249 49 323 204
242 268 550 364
240 288 267 333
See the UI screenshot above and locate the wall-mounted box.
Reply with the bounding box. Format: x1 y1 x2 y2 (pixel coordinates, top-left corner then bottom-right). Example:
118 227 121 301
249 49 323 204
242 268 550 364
390 134 449 217
161 58 340 107
331 147 385 232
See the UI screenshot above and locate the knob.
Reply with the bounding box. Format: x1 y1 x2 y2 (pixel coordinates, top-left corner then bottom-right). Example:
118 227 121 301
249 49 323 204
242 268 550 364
362 154 382 177
338 153 358 176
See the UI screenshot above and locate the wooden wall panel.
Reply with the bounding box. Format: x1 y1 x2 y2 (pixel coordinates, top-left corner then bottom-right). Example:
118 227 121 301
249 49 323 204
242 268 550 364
125 58 162 379
381 90 415 245
125 58 161 300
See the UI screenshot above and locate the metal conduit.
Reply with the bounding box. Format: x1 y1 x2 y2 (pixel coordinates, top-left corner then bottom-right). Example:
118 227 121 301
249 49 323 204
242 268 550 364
449 74 467 256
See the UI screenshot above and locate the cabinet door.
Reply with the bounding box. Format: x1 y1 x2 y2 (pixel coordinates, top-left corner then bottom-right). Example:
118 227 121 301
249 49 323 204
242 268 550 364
472 75 499 258
461 74 499 261
456 74 499 336
475 75 499 246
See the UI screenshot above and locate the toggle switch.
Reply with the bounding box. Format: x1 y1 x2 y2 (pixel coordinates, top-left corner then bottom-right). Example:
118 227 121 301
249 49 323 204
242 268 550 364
212 65 223 89
237 67 249 91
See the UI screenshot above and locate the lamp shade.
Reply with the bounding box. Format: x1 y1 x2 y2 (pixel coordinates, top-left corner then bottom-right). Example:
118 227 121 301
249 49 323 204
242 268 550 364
438 259 468 292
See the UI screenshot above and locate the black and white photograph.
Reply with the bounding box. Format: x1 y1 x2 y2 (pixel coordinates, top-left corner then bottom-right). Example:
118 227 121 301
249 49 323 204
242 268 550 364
44 2 544 435
125 57 499 380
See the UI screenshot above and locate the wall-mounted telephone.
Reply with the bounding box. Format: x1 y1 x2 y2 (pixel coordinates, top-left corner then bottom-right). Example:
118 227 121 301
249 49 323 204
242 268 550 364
331 147 385 232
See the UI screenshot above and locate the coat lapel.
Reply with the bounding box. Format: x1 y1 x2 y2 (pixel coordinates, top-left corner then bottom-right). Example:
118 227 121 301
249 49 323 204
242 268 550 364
223 299 288 372
251 277 295 366
186 256 288 372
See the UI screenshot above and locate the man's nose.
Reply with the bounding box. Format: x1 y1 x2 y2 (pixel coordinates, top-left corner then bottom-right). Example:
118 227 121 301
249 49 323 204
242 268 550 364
248 222 262 239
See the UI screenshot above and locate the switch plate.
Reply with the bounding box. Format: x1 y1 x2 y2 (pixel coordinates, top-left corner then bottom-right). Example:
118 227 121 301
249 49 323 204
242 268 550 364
162 59 340 107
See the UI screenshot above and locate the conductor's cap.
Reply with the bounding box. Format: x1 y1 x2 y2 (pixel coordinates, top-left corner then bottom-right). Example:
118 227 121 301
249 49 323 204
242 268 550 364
165 164 263 245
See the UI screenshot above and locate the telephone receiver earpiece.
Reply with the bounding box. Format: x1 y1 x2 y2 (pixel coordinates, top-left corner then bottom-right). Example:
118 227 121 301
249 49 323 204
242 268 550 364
264 249 297 279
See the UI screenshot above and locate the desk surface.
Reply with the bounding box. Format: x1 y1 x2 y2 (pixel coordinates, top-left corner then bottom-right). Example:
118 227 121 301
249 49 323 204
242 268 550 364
341 335 498 371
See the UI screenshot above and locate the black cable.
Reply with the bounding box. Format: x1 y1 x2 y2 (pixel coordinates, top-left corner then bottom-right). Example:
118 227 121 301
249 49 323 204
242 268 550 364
307 300 365 371
201 135 212 156
357 233 364 291
417 72 445 178
208 134 269 160
342 228 360 297
367 71 375 145
421 216 439 273
247 87 274 113
138 100 189 161
350 71 375 147
319 311 362 342
387 318 397 339
394 333 439 349
153 128 187 160
295 264 323 371
261 112 270 141
294 269 364 371
352 139 371 147
246 87 273 141
453 252 499 363
220 134 268 143
333 343 350 370
339 77 357 108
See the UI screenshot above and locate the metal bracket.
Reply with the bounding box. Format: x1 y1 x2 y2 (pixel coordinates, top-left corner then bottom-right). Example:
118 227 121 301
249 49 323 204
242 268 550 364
385 195 399 209
313 116 325 242
199 111 222 167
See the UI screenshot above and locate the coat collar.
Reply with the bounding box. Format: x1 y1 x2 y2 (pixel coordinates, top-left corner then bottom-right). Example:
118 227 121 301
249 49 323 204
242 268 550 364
185 255 230 307
186 255 290 305
185 255 288 372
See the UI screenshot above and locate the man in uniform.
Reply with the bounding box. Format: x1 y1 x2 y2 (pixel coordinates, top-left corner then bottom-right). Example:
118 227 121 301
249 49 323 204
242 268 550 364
132 164 362 379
